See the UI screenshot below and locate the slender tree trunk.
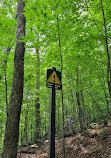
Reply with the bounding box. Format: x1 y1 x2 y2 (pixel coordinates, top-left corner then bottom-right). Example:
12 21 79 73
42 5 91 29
76 69 84 131
57 103 60 130
34 49 40 141
87 0 111 116
76 92 84 130
4 71 8 113
0 47 11 81
24 111 28 144
98 75 110 115
69 78 77 125
45 111 47 134
31 123 33 143
88 92 106 122
2 1 26 158
1 48 11 115
100 0 111 100
80 89 88 128
3 59 9 115
57 16 65 158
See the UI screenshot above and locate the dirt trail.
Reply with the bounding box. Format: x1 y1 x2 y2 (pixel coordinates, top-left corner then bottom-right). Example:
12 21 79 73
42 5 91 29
17 124 111 158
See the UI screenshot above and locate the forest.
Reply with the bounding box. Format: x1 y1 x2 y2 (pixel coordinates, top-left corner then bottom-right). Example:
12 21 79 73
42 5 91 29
0 0 111 157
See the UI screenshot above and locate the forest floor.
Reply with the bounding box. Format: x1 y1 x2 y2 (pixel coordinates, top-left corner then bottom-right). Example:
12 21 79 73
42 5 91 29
17 123 111 158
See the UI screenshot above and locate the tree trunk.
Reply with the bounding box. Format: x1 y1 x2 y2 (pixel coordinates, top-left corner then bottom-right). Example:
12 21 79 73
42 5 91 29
88 92 106 122
76 68 84 131
3 59 8 115
24 111 28 144
98 75 110 116
34 49 40 141
2 1 26 158
0 47 11 81
80 89 88 128
76 92 84 131
57 16 65 158
100 0 111 100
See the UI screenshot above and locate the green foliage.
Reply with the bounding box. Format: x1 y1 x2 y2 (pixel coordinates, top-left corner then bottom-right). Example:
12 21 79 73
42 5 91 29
0 0 111 153
99 127 111 139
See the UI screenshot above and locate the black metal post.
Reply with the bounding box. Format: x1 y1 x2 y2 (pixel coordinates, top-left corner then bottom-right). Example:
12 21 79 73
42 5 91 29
48 81 56 158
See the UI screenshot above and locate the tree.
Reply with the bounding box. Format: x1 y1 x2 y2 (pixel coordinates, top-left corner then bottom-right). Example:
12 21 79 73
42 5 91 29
34 49 40 141
2 1 26 158
0 0 111 156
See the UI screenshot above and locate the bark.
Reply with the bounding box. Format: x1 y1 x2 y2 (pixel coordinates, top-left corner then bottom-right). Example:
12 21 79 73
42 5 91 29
2 1 26 158
34 49 40 141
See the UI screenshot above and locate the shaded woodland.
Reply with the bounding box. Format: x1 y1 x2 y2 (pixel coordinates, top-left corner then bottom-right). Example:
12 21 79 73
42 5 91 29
0 0 111 157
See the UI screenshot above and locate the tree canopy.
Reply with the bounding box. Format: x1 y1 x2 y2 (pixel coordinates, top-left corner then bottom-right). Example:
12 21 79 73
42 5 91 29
0 0 111 156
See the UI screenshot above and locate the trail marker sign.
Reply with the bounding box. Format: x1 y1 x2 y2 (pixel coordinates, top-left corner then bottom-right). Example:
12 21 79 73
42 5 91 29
46 68 62 90
46 67 62 158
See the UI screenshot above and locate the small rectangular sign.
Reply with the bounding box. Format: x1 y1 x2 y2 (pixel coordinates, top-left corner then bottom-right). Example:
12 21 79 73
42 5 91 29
46 69 62 90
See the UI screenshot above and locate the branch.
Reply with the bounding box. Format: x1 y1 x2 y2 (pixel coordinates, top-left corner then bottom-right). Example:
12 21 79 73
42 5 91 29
85 1 104 39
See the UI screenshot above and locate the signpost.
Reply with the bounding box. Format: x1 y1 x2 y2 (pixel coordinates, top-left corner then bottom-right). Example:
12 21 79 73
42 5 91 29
46 67 61 158
47 68 62 90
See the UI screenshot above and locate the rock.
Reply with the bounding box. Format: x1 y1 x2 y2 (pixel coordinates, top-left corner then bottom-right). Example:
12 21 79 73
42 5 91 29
45 140 49 143
90 123 99 129
30 144 38 148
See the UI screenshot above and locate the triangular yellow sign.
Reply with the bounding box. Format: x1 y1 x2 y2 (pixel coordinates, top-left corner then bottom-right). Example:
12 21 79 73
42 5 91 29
47 71 61 85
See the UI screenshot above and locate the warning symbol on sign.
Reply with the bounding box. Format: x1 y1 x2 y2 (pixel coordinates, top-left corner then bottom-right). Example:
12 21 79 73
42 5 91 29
46 68 62 90
47 71 61 85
